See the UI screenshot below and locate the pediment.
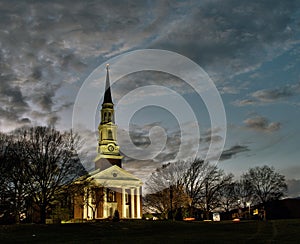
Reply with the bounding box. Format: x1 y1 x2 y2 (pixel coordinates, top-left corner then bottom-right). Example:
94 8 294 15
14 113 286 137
85 165 143 187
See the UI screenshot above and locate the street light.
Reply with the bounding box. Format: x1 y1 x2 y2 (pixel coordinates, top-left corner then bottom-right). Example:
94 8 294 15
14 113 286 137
246 202 251 219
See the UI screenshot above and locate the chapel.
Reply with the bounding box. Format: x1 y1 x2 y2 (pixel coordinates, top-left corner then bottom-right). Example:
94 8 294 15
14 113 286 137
72 65 143 219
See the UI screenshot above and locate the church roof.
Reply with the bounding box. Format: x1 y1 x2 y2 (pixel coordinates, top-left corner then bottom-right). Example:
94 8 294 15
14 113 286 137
103 64 113 104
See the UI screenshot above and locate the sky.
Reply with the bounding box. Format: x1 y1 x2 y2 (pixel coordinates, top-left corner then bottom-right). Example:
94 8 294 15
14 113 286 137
1 0 300 196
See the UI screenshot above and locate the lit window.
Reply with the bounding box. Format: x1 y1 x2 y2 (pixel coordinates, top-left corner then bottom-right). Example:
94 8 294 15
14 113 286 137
107 189 116 202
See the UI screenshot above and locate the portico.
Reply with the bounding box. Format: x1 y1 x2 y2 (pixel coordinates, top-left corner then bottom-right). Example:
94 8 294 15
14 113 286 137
75 165 143 219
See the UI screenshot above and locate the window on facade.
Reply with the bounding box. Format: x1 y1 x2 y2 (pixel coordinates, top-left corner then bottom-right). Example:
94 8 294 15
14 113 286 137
107 189 116 202
125 192 129 204
61 194 70 208
108 130 113 140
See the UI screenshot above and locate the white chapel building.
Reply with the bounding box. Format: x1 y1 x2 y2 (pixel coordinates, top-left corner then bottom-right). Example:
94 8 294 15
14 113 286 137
72 65 143 220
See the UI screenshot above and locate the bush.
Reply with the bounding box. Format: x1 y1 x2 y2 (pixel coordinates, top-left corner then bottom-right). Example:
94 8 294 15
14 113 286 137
113 210 120 222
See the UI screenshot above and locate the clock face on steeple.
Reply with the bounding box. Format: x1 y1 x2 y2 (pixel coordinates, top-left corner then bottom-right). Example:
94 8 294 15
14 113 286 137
108 144 115 152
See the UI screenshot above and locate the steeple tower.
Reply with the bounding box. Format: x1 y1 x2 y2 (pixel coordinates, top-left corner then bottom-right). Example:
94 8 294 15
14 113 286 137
94 64 123 170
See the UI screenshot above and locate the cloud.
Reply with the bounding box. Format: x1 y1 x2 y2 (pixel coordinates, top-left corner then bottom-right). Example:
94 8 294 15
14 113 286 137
151 0 300 80
1 0 299 132
220 86 239 94
233 82 300 106
220 145 249 161
200 127 223 143
118 122 181 163
233 99 257 106
252 87 294 102
0 0 169 130
243 116 281 132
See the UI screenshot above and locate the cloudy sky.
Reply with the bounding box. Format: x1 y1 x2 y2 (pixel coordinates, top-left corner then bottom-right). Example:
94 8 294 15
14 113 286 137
1 0 300 196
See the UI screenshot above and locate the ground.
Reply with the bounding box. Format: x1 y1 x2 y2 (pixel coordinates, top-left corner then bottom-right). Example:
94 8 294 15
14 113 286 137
0 219 299 243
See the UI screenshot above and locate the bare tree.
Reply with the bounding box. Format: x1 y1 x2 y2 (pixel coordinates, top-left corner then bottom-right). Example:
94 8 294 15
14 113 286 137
198 165 233 219
218 181 240 213
0 132 30 223
235 179 254 208
0 133 14 223
143 188 170 219
183 159 211 215
144 161 190 219
20 126 86 223
241 165 287 220
144 159 233 220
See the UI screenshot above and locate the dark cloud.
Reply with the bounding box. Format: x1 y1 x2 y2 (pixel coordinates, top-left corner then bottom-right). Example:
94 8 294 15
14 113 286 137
1 0 299 131
119 122 181 162
152 0 300 79
0 0 169 130
244 116 281 132
220 145 249 161
19 118 31 124
31 83 62 112
111 71 195 103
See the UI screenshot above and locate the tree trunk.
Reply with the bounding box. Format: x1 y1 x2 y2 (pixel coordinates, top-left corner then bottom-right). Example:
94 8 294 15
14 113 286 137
205 210 210 220
40 204 47 224
14 209 20 224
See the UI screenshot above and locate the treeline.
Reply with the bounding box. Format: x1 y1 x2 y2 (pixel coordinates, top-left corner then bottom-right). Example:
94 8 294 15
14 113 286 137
0 126 86 224
143 159 287 220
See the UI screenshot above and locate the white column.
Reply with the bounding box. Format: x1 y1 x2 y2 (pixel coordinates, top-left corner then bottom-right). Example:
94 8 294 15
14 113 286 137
83 188 87 219
136 186 141 219
130 188 135 218
122 187 126 218
87 189 92 219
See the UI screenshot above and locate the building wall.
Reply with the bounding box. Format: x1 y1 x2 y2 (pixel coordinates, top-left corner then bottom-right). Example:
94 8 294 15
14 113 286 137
73 195 83 219
116 191 122 217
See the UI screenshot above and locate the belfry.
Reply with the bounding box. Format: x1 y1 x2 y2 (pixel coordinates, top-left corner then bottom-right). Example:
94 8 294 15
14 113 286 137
72 65 143 220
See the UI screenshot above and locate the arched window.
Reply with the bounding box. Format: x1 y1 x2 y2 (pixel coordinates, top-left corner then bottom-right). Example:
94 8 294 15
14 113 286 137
107 189 116 202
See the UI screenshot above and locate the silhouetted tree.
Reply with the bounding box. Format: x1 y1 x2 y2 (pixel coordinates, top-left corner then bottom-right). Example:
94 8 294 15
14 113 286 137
144 161 190 219
218 181 240 213
144 159 233 220
198 165 233 219
0 127 86 224
22 126 86 223
235 179 253 209
241 165 287 220
0 132 30 223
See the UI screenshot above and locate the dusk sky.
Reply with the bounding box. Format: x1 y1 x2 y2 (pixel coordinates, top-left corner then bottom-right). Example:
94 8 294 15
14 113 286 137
1 0 300 196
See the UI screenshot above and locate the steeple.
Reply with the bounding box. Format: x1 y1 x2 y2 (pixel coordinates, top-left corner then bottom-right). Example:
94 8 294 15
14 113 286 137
94 64 123 170
100 64 115 125
103 64 113 104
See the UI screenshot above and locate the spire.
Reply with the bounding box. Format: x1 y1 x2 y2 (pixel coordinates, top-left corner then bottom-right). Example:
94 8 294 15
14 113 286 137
103 64 113 104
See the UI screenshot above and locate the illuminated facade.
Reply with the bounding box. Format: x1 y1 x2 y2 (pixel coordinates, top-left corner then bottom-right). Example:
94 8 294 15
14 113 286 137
73 65 143 219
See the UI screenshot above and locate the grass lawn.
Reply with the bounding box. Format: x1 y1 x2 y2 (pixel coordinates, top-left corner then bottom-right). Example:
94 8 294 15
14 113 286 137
0 219 300 243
